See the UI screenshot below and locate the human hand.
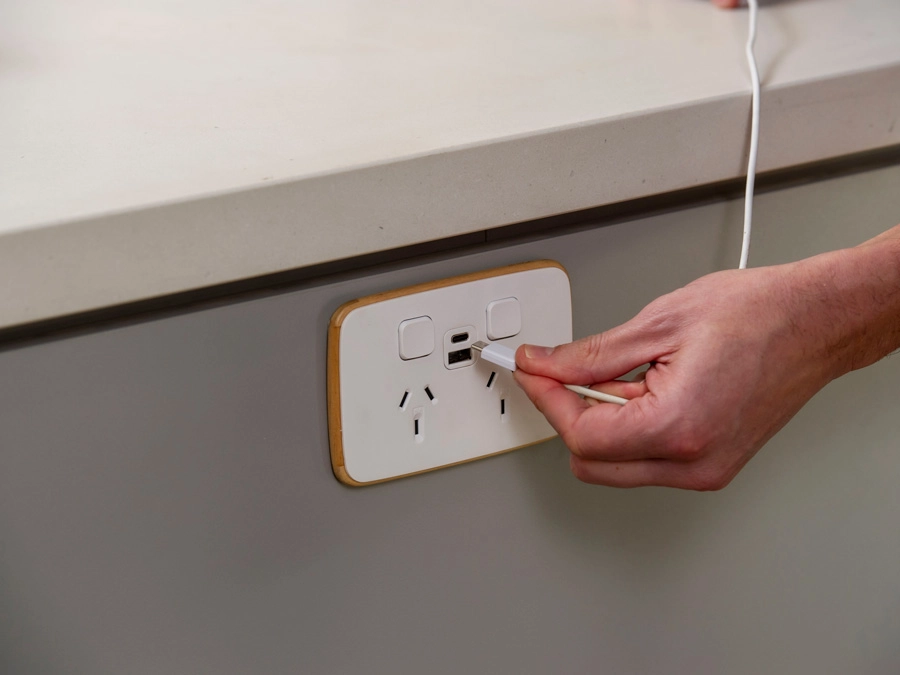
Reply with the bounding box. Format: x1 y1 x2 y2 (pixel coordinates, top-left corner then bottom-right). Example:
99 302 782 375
712 0 742 8
514 260 847 490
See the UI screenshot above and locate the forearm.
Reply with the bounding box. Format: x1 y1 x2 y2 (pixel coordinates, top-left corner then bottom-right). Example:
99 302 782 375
792 223 900 379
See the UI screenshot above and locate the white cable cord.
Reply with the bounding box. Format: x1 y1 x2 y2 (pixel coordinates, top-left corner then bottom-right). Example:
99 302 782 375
739 0 761 270
563 384 628 406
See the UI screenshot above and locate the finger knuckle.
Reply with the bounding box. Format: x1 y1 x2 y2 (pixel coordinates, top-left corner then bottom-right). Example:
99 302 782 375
637 295 678 328
667 429 708 462
634 294 689 345
685 465 733 492
580 333 611 372
569 455 594 484
560 428 586 459
526 388 545 412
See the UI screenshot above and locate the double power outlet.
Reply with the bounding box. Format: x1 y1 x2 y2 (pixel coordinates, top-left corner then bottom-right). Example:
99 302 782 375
327 261 573 486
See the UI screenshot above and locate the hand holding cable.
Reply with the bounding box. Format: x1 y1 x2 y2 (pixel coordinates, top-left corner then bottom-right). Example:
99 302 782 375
472 341 628 406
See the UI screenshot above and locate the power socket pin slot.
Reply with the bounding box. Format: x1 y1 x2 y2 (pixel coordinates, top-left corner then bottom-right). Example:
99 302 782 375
413 407 424 442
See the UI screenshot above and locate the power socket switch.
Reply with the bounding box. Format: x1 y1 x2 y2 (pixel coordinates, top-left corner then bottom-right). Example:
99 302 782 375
327 260 572 486
486 297 521 340
398 316 434 360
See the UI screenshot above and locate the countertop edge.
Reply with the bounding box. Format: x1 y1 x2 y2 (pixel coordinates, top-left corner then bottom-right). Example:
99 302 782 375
3 63 899 331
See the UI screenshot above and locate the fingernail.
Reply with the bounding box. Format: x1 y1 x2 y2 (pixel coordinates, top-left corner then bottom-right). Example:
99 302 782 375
523 344 554 359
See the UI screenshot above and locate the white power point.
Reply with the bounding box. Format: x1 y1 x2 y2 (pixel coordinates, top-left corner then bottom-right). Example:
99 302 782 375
327 260 572 486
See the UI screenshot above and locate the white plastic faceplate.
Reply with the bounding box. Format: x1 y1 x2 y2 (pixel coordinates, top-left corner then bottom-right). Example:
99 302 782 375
328 261 572 485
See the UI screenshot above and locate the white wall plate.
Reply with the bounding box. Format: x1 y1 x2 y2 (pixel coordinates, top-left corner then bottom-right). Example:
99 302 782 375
327 260 572 486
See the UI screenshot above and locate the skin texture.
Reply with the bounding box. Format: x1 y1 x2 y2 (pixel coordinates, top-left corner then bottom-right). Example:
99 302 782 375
515 225 900 490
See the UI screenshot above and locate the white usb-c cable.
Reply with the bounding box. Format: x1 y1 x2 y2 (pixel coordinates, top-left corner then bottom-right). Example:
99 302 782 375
471 341 517 371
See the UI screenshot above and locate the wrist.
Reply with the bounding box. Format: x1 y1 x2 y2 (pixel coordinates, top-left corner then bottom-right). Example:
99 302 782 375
787 227 900 379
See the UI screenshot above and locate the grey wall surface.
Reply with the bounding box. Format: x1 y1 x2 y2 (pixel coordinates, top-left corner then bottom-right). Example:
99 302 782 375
2 165 899 674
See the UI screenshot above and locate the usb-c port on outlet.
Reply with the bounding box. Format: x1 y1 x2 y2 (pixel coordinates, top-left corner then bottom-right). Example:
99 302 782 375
451 332 469 344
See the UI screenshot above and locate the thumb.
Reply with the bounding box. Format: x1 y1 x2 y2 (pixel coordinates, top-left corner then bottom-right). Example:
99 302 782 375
516 322 662 385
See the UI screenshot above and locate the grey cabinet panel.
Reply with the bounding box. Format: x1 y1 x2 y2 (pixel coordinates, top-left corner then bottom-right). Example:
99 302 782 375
2 165 899 674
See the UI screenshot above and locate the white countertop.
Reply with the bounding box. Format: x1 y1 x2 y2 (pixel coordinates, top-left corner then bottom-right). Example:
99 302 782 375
2 0 899 329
